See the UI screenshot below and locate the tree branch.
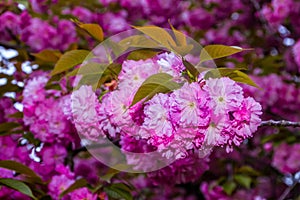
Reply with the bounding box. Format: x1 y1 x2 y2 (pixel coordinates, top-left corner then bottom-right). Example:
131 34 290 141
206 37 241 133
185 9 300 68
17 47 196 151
278 175 300 200
260 120 300 128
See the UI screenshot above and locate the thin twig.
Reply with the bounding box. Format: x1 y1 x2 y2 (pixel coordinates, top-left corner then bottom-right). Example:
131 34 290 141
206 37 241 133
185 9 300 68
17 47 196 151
260 120 300 128
278 176 299 200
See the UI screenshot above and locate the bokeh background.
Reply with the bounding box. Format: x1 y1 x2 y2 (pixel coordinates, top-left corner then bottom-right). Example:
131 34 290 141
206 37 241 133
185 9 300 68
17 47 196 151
0 0 300 199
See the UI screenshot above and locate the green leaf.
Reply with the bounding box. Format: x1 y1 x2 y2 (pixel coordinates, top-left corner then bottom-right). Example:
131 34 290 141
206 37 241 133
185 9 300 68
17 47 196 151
31 49 62 63
77 23 104 42
227 70 260 88
204 67 246 79
76 62 121 90
45 83 61 91
261 133 289 144
237 166 260 176
0 178 37 199
204 68 259 88
200 45 250 64
104 183 133 200
130 73 181 107
168 20 186 46
182 59 199 81
65 68 79 77
168 21 194 56
118 35 161 49
127 49 160 61
8 112 24 119
171 44 194 56
132 25 176 50
222 181 237 195
22 132 41 147
51 50 90 76
60 178 88 198
0 122 20 133
254 55 284 75
0 84 20 96
234 174 252 189
0 160 43 184
100 169 120 183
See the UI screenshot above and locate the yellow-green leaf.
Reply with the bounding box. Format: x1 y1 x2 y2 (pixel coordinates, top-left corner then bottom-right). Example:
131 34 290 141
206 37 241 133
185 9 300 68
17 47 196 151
60 178 88 198
51 50 90 76
118 35 161 49
78 23 104 42
234 174 252 189
0 178 37 199
100 169 120 183
76 62 121 90
222 181 237 195
132 25 176 50
31 49 62 63
168 20 186 46
200 45 250 63
227 70 260 88
171 44 194 56
204 67 246 79
127 49 160 61
130 73 181 107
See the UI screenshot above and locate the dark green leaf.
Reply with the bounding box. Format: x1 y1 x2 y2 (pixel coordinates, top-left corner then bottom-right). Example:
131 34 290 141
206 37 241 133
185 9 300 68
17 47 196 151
104 183 133 200
234 174 252 189
130 73 181 107
222 181 237 195
0 84 20 96
8 112 24 119
0 122 20 133
182 59 199 80
0 178 37 199
51 50 90 76
39 195 52 200
0 160 43 184
22 132 41 147
60 178 88 198
237 166 260 176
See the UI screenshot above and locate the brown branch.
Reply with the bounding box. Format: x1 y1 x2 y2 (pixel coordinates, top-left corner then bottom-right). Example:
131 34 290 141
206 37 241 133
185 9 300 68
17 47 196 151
260 120 300 128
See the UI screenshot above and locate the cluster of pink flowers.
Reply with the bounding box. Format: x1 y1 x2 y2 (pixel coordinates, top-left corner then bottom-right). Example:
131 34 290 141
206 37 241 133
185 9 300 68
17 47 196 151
261 0 294 27
2 0 300 198
0 10 77 52
71 52 262 162
22 74 74 143
48 165 97 200
293 40 300 72
272 142 300 174
242 73 300 122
